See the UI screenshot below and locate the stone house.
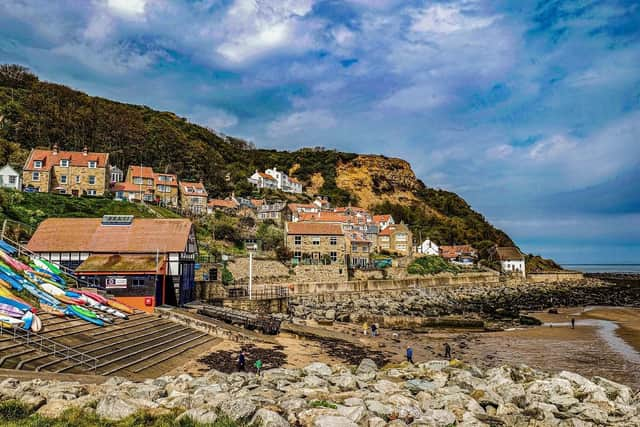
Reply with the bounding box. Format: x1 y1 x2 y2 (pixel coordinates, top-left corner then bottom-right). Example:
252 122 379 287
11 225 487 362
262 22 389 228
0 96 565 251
112 182 146 202
440 245 478 265
373 214 395 230
22 145 109 196
207 198 240 215
344 231 372 268
179 181 208 214
117 166 179 207
0 164 21 190
256 200 287 224
285 222 345 265
491 246 526 277
377 222 412 256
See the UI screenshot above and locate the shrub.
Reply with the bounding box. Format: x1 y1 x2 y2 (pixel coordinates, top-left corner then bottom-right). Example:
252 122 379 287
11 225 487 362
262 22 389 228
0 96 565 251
407 256 460 275
0 400 32 421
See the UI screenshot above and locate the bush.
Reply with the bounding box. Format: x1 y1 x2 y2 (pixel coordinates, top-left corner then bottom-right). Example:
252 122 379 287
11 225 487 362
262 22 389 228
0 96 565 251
0 400 32 421
407 256 460 275
221 265 234 285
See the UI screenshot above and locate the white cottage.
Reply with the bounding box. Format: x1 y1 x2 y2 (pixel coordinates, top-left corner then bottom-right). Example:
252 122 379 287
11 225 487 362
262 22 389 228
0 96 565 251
418 239 440 256
0 164 21 190
494 247 526 277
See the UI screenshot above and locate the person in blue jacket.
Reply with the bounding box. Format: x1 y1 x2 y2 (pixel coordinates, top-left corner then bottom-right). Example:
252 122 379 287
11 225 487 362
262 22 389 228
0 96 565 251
406 345 414 364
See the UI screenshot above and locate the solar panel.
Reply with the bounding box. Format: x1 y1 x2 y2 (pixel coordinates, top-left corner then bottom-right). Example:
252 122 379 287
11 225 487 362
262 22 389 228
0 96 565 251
101 215 134 225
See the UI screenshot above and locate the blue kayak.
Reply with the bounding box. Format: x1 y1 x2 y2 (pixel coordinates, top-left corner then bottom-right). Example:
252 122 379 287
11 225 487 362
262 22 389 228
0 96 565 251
0 240 16 255
0 272 23 291
0 296 32 313
22 283 59 307
21 311 33 330
65 305 104 327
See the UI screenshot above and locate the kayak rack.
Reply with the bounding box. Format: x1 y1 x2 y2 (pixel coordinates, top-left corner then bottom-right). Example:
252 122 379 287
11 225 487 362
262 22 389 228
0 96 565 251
0 323 98 373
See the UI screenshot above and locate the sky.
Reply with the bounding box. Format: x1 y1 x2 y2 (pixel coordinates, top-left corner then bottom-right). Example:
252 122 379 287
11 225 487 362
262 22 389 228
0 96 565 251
0 0 639 264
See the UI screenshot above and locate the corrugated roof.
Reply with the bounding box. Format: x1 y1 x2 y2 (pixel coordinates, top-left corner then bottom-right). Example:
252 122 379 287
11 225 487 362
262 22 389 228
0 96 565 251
76 254 165 273
27 218 193 253
24 149 109 171
495 247 524 261
287 222 343 235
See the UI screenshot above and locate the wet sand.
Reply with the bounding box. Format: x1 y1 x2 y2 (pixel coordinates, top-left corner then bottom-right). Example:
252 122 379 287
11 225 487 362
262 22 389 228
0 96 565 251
177 306 640 390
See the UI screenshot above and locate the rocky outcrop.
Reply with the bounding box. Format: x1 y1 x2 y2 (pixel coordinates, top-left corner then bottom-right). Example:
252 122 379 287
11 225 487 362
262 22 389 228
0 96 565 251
1 359 638 426
290 279 640 322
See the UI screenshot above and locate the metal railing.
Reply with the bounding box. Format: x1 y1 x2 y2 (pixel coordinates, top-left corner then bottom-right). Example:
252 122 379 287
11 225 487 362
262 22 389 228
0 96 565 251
224 284 289 300
0 323 98 373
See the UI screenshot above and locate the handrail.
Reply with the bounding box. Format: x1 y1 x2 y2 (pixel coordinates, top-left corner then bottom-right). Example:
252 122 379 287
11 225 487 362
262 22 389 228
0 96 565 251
0 323 98 372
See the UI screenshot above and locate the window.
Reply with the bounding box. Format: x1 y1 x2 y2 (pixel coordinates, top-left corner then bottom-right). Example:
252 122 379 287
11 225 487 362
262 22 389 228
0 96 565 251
58 189 66 194
8 176 16 184
60 159 69 167
88 161 97 168
330 251 337 262
32 172 40 181
294 236 302 245
75 176 81 184
88 175 96 185
396 233 407 242
312 237 320 245
33 161 42 169
293 251 302 260
362 245 369 253
143 194 154 202
133 177 143 185
86 189 96 196
60 175 67 184
351 244 358 252
380 236 390 242
396 244 407 251
132 278 145 288
330 236 337 245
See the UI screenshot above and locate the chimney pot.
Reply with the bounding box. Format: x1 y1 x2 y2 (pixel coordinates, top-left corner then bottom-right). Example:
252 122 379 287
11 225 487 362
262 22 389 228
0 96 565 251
82 146 88 156
52 144 59 155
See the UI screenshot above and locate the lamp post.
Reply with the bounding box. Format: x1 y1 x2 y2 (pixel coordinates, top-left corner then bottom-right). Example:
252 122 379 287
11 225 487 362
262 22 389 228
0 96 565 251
248 250 253 300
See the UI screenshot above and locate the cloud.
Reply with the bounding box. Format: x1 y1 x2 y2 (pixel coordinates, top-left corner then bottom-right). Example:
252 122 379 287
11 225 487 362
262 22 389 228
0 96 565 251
410 3 498 34
527 135 577 161
105 0 148 18
486 144 514 160
267 109 337 137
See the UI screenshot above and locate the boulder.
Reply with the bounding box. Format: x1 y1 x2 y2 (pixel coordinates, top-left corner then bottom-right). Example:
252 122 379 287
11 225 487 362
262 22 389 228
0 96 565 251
366 400 393 417
219 398 257 421
356 359 378 376
251 408 290 427
337 404 366 423
406 379 439 394
325 309 336 321
313 415 357 427
373 379 400 394
96 395 139 421
177 408 218 424
304 363 332 378
330 374 358 391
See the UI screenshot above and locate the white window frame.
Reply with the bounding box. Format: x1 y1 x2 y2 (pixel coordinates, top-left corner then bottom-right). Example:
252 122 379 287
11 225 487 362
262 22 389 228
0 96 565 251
33 160 42 169
86 189 97 196
330 251 337 262
88 161 97 168
330 236 337 245
8 176 16 184
60 175 67 184
75 175 81 184
88 175 96 185
60 159 69 167
293 251 302 260
312 236 321 246
32 172 40 181
294 236 302 245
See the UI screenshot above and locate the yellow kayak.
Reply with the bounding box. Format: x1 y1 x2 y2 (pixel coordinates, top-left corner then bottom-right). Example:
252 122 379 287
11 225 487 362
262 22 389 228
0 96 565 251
107 299 134 315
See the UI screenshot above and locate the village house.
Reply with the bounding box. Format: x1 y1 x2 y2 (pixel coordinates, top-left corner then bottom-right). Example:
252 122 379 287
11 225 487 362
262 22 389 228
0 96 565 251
377 223 413 256
0 164 21 190
122 165 155 202
207 198 239 215
344 230 372 268
179 181 208 214
22 145 109 196
247 170 278 190
256 200 287 224
112 182 146 203
492 246 526 277
313 196 331 210
154 172 179 207
109 165 124 184
440 244 478 266
285 222 346 265
26 215 198 311
417 239 440 256
286 203 319 222
373 214 395 230
265 167 303 194
115 166 179 207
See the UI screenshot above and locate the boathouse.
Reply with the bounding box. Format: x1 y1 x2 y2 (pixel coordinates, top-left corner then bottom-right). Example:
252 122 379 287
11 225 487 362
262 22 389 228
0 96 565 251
26 215 197 311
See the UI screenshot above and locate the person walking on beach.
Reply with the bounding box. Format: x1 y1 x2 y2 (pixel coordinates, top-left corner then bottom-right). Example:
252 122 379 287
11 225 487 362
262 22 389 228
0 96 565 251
363 321 369 336
406 346 414 364
254 359 263 376
571 318 575 329
371 323 378 337
238 351 246 372
444 343 451 360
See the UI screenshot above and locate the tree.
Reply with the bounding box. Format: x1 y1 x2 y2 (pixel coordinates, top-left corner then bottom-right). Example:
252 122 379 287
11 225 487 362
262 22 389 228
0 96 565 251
221 264 234 286
0 64 38 89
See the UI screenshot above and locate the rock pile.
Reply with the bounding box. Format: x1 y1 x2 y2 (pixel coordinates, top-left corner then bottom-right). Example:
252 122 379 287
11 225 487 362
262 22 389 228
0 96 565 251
290 279 640 322
1 359 638 426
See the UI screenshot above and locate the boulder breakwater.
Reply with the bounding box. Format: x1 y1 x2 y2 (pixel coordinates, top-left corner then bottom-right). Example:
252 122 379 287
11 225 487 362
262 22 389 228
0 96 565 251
1 359 638 426
290 279 640 323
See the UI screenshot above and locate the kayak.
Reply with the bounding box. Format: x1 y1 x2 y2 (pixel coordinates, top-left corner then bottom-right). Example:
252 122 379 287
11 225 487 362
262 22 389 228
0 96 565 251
0 272 23 291
0 250 32 272
0 295 33 313
0 315 23 328
65 305 104 327
0 302 25 318
76 289 109 305
22 283 60 308
107 299 135 315
21 310 33 330
28 271 66 290
0 240 17 255
31 257 62 275
30 313 42 332
80 294 127 319
31 268 66 287
39 301 66 317
0 278 10 289
0 286 32 307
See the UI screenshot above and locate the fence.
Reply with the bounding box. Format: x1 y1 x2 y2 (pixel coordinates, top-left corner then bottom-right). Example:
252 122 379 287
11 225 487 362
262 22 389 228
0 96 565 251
223 284 289 300
0 323 98 372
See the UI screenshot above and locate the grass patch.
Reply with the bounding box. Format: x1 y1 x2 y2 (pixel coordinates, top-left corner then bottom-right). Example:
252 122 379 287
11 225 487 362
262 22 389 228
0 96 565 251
309 400 337 410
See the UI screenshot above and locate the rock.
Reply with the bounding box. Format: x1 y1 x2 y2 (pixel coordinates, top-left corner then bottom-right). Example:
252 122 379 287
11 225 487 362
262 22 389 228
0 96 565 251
338 404 366 423
406 379 439 394
19 393 46 410
313 415 357 427
416 408 457 426
304 375 328 388
373 379 400 394
219 398 257 421
366 400 393 417
325 309 336 321
125 383 165 401
343 397 365 407
548 394 579 411
330 374 358 391
592 376 633 404
279 397 307 414
494 382 526 408
304 362 332 378
251 408 290 427
367 416 387 427
96 395 139 421
177 408 218 424
388 394 422 420
356 359 378 376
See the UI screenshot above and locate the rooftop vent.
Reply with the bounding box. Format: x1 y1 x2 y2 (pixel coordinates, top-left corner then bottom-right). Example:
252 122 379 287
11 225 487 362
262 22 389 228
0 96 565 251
101 215 134 226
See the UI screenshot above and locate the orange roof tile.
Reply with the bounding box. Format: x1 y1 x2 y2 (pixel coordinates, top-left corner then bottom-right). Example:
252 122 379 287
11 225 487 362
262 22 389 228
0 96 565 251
440 245 477 259
128 165 155 179
154 173 178 186
373 214 392 223
208 199 239 209
180 181 208 196
298 212 350 223
27 218 193 253
251 199 265 207
113 182 149 193
287 222 343 235
258 172 277 180
287 203 317 212
24 148 109 171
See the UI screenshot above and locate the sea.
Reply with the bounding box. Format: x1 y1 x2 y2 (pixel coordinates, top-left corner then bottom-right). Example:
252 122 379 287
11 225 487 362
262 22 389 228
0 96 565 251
562 264 640 273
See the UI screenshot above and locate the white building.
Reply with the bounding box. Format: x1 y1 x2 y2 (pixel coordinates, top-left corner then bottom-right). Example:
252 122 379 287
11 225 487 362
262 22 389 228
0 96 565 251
249 167 303 194
417 239 439 256
109 165 124 183
0 164 21 190
494 247 526 278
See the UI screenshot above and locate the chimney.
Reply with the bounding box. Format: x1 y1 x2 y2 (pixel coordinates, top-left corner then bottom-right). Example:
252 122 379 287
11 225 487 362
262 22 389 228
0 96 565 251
52 144 59 155
82 146 88 156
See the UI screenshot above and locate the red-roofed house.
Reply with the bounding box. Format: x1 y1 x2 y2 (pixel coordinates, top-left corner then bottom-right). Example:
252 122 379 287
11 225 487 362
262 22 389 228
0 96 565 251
373 214 395 230
119 166 179 206
207 198 240 214
378 223 412 256
180 181 208 214
22 145 109 196
248 170 278 190
286 203 319 222
285 222 345 265
439 245 478 265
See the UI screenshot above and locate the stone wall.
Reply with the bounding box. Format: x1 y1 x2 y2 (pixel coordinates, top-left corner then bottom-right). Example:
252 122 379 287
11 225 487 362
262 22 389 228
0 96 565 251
527 271 584 282
227 257 291 282
292 263 349 283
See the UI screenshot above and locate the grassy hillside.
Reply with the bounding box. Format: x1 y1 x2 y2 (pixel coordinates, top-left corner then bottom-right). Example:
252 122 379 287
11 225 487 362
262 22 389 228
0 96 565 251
0 64 515 255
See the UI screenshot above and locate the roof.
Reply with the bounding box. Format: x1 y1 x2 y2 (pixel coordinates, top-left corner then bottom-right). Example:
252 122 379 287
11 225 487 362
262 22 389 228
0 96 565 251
154 173 178 186
180 181 208 196
208 199 239 209
287 222 343 236
495 247 524 261
27 218 193 253
251 199 265 207
379 223 409 236
298 212 350 223
128 165 155 179
76 254 165 273
24 148 109 171
258 172 277 181
345 232 371 244
113 182 148 193
0 164 19 175
373 214 393 223
288 203 316 212
440 245 477 259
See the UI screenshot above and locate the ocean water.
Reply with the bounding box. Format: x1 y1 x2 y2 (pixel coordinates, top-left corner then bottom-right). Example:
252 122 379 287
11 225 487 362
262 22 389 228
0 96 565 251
562 264 640 273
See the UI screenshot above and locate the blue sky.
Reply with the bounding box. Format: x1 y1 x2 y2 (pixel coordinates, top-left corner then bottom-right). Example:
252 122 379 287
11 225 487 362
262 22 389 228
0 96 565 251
1 0 639 263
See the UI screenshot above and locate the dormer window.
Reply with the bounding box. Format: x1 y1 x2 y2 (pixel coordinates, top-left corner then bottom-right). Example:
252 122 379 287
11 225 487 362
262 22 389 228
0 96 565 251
33 160 43 169
60 159 69 167
88 161 97 168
